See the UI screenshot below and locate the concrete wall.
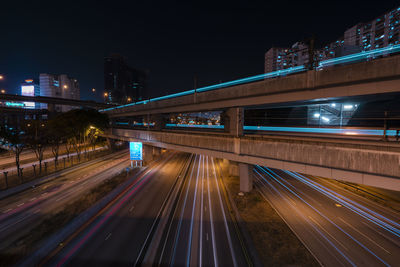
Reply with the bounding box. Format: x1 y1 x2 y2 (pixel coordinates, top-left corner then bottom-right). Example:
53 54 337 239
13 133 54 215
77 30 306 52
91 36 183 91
105 128 400 191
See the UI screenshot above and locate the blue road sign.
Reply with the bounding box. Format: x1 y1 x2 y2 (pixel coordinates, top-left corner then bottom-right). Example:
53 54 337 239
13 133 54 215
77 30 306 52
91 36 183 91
130 142 142 161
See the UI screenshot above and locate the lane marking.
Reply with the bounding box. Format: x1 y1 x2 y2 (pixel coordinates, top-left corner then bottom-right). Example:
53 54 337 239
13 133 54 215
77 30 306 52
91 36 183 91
3 208 12 213
105 233 112 241
308 215 349 251
339 217 391 254
30 197 37 202
206 156 219 267
17 203 24 207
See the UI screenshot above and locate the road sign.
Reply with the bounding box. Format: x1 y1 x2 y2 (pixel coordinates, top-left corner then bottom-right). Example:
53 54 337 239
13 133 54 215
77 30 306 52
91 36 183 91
130 142 142 161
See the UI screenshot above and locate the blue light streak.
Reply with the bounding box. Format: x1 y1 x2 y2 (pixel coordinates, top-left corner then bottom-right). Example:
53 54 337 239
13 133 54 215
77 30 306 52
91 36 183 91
244 126 397 136
166 123 224 129
99 44 400 113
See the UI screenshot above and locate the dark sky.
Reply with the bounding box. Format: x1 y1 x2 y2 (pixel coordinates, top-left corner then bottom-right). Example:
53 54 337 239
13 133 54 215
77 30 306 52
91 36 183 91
1 0 399 101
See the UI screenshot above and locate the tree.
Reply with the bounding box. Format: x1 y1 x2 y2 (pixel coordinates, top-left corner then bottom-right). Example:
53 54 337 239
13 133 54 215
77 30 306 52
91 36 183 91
0 125 26 182
47 116 66 167
56 109 109 161
24 121 48 174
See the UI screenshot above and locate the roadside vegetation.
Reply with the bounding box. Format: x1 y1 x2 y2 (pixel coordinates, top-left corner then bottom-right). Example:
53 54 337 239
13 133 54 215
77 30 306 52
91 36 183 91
0 109 109 189
221 166 319 266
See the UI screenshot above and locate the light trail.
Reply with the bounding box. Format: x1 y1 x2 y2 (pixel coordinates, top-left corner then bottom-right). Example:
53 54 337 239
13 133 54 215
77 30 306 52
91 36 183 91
101 44 400 113
255 166 393 266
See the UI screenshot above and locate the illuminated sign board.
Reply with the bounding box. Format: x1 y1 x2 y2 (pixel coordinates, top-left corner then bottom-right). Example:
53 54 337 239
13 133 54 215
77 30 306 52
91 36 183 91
21 85 35 96
5 102 25 108
21 85 35 109
129 142 142 161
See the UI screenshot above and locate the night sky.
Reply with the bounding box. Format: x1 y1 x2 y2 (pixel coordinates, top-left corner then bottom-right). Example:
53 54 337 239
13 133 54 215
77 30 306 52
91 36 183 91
1 1 399 101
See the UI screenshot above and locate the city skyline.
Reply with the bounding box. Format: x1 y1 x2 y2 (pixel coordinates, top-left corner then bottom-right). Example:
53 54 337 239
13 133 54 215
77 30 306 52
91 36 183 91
1 1 399 102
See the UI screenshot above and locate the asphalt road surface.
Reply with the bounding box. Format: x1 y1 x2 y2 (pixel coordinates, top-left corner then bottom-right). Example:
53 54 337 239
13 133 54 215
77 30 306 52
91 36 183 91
254 166 400 267
0 149 130 254
43 153 251 266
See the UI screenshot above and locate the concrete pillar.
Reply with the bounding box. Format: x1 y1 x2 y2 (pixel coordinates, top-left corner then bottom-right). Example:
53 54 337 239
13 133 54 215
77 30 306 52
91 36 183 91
239 163 253 192
223 107 244 137
152 146 162 157
152 114 165 131
143 144 154 164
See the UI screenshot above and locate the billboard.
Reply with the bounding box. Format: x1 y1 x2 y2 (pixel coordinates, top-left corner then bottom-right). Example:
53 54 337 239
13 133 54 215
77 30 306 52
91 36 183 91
130 142 142 161
21 85 35 96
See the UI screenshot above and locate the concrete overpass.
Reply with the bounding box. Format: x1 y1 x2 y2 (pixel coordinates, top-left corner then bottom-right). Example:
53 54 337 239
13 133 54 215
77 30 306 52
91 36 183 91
105 128 400 192
102 51 400 192
104 53 400 117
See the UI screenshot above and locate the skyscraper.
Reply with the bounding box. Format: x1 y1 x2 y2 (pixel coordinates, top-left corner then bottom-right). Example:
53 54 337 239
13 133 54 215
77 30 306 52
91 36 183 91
265 6 400 72
104 54 146 104
39 73 80 112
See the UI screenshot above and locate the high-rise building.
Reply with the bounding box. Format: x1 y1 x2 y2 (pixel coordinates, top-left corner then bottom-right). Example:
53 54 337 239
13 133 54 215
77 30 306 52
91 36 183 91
265 6 400 72
104 54 146 105
20 79 40 109
39 73 80 112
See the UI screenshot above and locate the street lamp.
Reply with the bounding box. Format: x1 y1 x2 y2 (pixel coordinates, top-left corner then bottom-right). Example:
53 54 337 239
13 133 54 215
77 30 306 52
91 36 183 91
0 89 5 94
127 97 132 102
0 75 3 80
104 92 108 97
92 88 96 92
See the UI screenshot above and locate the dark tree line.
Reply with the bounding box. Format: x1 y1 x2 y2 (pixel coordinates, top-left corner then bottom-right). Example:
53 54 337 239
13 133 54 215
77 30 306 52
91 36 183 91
0 109 109 186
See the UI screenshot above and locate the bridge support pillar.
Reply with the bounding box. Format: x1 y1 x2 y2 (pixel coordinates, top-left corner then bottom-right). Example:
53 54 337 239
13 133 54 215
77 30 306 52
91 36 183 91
153 146 162 157
143 144 154 165
239 163 253 192
224 107 244 137
152 115 165 131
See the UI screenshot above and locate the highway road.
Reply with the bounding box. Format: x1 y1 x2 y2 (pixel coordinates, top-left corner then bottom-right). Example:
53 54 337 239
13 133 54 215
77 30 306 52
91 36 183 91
254 166 400 267
42 153 251 266
0 149 130 256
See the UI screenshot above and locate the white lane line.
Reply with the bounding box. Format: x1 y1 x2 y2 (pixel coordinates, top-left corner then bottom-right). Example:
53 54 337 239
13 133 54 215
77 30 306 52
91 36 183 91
29 197 37 202
199 155 205 267
42 192 48 196
211 157 238 267
17 202 24 207
207 156 219 267
206 233 209 241
34 209 41 213
3 208 12 213
186 155 201 266
340 218 391 254
105 233 112 240
129 206 135 212
308 215 349 251
55 197 63 202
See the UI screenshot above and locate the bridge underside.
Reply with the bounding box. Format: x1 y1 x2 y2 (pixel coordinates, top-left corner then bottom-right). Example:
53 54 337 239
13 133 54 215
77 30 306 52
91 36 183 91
105 128 400 191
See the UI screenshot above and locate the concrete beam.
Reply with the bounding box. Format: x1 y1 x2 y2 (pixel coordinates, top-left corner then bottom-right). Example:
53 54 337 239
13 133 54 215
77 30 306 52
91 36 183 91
106 54 400 117
239 163 253 192
224 107 244 137
104 128 400 191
